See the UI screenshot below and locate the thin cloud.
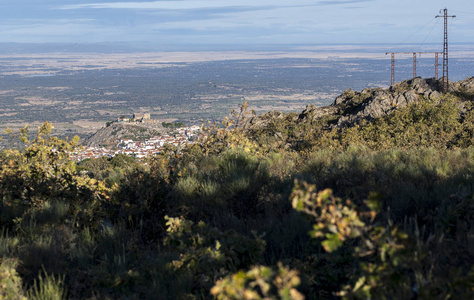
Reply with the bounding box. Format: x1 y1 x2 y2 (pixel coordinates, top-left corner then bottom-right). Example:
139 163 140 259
317 0 374 5
59 1 259 10
143 6 277 23
56 1 315 10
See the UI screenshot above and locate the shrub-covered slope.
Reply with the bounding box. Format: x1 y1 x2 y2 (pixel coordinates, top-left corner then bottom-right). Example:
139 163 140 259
0 78 473 299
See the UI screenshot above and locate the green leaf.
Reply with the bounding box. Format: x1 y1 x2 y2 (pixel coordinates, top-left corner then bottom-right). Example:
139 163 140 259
322 234 343 252
353 276 366 292
260 266 273 279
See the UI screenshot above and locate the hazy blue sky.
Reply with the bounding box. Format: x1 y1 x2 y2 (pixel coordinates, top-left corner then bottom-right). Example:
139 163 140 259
2 0 473 46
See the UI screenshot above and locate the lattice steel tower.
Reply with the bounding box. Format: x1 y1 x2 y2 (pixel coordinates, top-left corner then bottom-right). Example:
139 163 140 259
436 8 456 92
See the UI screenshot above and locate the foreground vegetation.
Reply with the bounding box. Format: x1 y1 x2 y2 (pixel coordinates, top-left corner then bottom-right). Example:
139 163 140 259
1 93 474 299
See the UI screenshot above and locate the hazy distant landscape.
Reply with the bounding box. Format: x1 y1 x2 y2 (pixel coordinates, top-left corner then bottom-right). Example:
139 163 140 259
1 44 474 141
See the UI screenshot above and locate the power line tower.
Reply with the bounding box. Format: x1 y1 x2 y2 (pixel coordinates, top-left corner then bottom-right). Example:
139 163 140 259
436 8 456 92
385 52 442 86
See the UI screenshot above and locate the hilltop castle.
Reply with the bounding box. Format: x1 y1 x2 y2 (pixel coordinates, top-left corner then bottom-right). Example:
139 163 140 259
133 113 151 121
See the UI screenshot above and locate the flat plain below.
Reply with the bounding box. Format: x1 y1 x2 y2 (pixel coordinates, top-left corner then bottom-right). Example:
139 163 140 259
1 45 473 144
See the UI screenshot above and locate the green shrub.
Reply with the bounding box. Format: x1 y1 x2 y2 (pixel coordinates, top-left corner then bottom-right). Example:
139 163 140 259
211 263 304 300
173 176 200 200
0 259 25 300
27 270 66 300
164 216 266 298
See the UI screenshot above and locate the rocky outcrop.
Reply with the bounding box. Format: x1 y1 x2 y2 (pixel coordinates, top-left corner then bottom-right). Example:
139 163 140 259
295 77 449 128
451 76 474 93
332 77 444 127
247 110 294 129
298 104 337 122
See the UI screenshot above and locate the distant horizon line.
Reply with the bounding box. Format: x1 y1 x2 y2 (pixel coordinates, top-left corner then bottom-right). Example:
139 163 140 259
1 41 473 46
0 41 472 55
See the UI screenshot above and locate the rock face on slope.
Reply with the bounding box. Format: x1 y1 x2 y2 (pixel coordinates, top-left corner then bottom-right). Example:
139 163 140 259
246 111 293 129
331 77 442 127
296 77 474 128
297 104 338 123
451 76 474 92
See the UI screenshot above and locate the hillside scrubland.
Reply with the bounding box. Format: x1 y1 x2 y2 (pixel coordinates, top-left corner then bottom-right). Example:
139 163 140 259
1 78 473 299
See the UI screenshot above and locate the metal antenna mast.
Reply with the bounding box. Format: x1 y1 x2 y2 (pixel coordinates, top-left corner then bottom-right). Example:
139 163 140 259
436 8 456 92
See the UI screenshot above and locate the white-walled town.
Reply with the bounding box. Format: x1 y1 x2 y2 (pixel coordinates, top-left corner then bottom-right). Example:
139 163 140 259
71 125 201 161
